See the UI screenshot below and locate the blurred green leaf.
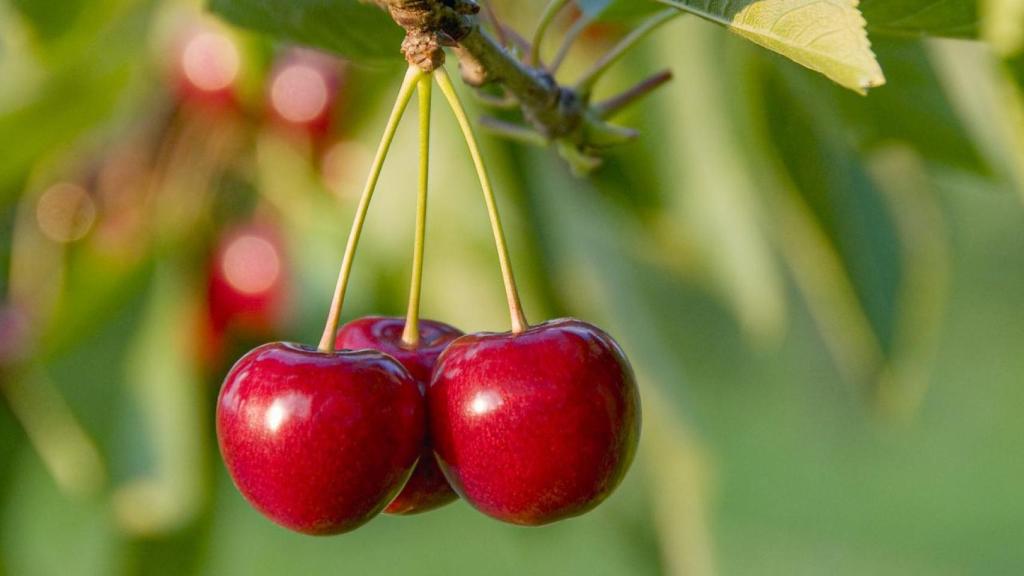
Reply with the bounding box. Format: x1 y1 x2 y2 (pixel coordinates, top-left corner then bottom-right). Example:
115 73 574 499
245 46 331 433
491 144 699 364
2 449 120 576
0 2 151 201
0 69 130 200
8 0 87 41
983 0 1024 54
575 0 663 21
658 0 885 93
648 18 787 344
113 264 208 537
791 37 989 175
207 0 404 63
861 0 979 38
763 67 902 383
752 49 957 398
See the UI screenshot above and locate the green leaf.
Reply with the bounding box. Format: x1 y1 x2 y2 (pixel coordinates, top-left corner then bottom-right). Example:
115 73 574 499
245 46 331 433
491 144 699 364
764 70 903 362
8 0 87 41
0 2 150 201
657 0 885 93
207 0 403 63
113 264 208 537
648 19 787 343
2 452 120 576
794 37 989 174
983 0 1024 55
861 0 979 39
752 52 952 399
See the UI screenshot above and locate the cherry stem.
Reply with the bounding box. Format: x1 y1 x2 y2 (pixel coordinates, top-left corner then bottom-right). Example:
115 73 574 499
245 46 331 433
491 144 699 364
318 65 424 352
593 69 674 119
401 75 433 347
434 68 529 334
479 116 547 147
550 12 590 73
481 0 510 49
530 0 571 66
574 8 677 94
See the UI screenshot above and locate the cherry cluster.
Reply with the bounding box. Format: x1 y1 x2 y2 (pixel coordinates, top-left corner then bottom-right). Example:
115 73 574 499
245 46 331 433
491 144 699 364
215 66 641 535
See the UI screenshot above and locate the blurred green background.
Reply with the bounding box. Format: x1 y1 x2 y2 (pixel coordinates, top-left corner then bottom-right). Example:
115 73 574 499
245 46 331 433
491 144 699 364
1 0 1023 574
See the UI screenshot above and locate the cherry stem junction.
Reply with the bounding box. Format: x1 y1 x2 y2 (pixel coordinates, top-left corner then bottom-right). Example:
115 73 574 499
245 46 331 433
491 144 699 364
434 68 528 334
401 75 434 347
319 65 425 352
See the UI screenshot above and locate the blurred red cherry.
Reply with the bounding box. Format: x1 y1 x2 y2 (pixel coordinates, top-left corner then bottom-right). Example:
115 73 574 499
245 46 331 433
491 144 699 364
171 23 241 108
206 222 288 340
267 49 345 138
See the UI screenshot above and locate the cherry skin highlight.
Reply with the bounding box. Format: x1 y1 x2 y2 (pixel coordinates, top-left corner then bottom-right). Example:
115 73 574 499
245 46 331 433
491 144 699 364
216 342 423 535
429 318 641 526
336 316 463 515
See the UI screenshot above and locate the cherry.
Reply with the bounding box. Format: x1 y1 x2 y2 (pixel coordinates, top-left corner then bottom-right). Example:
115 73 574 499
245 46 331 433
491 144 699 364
267 49 344 138
216 342 424 534
429 318 640 525
335 316 463 515
206 223 287 337
171 23 241 108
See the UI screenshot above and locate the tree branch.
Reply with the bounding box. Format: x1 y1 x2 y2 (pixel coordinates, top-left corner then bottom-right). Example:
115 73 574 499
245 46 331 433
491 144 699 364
382 0 668 172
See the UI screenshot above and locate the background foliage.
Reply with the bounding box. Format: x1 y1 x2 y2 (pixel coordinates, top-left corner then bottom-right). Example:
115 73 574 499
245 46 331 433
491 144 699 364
1 0 1023 574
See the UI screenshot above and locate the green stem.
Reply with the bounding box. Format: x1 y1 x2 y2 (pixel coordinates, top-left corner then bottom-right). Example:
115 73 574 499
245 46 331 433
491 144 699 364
551 12 590 73
479 116 548 147
318 65 424 352
435 68 529 334
530 0 572 66
401 75 433 347
594 69 674 118
574 8 678 94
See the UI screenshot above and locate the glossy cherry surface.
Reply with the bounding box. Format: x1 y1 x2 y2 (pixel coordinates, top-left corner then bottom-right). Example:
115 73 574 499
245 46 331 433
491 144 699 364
429 318 640 525
216 342 423 534
336 316 463 514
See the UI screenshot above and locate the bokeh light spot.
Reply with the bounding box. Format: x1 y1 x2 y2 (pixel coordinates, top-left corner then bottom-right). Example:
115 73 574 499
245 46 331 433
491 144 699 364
182 31 239 93
221 234 281 295
36 182 96 243
271 64 330 124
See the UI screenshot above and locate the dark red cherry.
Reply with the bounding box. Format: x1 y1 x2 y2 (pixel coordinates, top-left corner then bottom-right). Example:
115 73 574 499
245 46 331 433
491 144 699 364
336 316 462 515
429 318 640 525
216 342 423 534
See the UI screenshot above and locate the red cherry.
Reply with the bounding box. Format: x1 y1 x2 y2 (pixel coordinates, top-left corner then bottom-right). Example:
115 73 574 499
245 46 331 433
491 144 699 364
207 223 287 337
171 23 241 107
267 49 344 137
336 316 463 515
429 318 640 525
216 342 424 534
